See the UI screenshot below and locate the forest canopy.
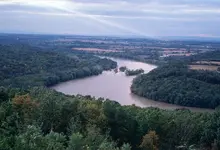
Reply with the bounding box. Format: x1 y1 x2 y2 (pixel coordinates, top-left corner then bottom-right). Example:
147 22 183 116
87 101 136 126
0 87 220 150
125 69 144 76
0 44 117 88
131 64 220 108
1 36 220 150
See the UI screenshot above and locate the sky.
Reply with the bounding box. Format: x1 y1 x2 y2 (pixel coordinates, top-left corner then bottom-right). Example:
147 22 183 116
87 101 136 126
0 0 220 37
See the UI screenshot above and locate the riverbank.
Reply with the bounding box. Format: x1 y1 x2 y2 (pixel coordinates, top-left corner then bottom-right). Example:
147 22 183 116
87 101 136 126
98 53 164 66
51 57 214 112
131 63 220 109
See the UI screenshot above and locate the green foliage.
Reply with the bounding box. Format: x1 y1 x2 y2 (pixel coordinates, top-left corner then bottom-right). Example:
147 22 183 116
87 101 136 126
0 87 220 150
103 101 138 146
0 44 117 88
44 131 66 150
14 125 66 150
67 133 84 150
120 143 131 150
119 66 127 72
140 131 159 150
125 69 144 76
2 34 220 150
0 87 9 103
14 125 45 150
192 51 220 62
131 64 220 108
1 42 220 150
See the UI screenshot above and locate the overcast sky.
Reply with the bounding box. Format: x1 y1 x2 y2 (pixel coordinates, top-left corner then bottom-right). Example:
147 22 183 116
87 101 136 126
0 0 220 37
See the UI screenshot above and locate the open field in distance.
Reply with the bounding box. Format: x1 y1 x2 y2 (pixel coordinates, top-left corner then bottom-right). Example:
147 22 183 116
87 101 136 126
194 61 220 66
72 48 123 53
189 65 219 71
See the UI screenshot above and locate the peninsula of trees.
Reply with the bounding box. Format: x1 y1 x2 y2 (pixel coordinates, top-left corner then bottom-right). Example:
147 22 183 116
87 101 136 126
0 44 117 88
131 64 220 108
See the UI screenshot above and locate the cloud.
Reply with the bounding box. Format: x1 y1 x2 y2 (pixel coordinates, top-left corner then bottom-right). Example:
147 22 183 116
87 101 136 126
0 0 220 37
2 9 220 22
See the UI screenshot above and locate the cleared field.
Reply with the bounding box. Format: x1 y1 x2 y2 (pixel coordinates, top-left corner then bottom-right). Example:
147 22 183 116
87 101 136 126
189 65 219 71
72 48 122 53
161 53 195 57
195 61 220 65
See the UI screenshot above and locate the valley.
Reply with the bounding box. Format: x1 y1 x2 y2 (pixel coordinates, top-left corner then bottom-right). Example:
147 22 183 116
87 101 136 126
1 34 220 150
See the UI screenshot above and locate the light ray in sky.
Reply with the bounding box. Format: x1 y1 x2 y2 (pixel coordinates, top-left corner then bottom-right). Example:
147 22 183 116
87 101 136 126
1 0 151 37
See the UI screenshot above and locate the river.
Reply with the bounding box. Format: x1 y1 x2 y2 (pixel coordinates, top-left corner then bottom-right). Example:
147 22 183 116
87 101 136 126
51 57 213 112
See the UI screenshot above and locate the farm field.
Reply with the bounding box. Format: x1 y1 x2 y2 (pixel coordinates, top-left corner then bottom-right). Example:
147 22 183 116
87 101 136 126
194 61 220 65
72 48 122 53
189 65 219 71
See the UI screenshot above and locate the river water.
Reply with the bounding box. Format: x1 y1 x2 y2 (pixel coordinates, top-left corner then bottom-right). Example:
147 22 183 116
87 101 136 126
51 57 213 112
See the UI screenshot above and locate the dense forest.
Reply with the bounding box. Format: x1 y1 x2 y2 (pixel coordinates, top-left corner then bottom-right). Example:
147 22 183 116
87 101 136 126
166 51 220 64
1 87 220 150
131 64 220 108
0 44 117 88
125 69 144 76
1 36 220 150
192 51 220 62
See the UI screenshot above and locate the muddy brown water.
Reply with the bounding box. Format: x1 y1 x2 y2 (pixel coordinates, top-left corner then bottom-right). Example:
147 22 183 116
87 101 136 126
51 57 214 112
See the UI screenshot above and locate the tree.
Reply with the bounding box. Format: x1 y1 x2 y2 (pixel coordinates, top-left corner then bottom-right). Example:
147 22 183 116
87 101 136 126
131 64 220 108
119 66 127 72
14 125 66 150
140 131 159 150
38 96 62 133
44 131 66 150
103 101 138 146
14 125 44 150
0 87 8 103
84 126 107 150
125 69 144 76
120 143 131 150
67 133 84 150
0 44 117 88
0 101 20 149
12 94 38 124
98 140 118 150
